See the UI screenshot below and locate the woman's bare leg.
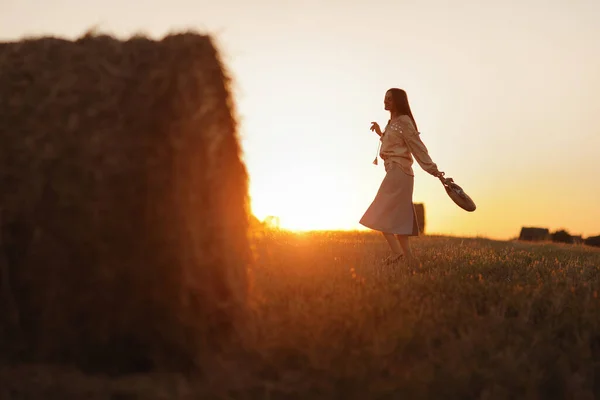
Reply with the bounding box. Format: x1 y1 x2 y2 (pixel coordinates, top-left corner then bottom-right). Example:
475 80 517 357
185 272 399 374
382 233 403 256
396 234 421 267
395 234 412 259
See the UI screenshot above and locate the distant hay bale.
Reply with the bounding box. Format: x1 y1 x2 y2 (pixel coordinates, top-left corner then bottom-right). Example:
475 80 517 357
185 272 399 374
571 235 584 245
551 229 574 244
584 235 600 248
518 227 550 242
413 203 425 234
0 32 250 374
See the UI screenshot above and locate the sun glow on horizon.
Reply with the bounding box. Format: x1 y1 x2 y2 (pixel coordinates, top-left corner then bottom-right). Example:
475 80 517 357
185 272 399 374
249 187 364 232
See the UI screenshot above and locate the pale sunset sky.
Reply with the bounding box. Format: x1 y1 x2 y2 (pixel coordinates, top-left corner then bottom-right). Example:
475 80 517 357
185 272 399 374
2 0 599 240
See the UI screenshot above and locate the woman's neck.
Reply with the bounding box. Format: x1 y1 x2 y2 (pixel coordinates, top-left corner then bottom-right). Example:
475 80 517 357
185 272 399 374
390 110 401 119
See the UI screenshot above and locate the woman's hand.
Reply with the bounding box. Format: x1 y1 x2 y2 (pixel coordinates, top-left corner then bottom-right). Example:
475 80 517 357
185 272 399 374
370 122 382 136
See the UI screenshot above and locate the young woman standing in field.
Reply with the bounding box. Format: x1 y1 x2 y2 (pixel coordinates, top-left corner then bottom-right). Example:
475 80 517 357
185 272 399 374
360 88 444 266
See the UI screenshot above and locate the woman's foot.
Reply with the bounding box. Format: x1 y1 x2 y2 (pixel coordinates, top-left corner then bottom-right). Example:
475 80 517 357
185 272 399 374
382 253 404 265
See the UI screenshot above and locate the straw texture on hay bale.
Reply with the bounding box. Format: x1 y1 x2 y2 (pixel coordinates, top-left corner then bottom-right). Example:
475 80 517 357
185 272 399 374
0 32 250 374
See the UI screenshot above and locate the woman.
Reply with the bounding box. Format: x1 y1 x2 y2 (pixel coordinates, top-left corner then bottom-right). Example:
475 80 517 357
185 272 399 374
359 88 443 266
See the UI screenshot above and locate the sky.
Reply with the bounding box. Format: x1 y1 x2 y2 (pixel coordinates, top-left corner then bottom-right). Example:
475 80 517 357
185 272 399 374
1 0 599 240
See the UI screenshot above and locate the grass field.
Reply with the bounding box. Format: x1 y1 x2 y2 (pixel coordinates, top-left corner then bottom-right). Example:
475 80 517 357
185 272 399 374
2 230 600 399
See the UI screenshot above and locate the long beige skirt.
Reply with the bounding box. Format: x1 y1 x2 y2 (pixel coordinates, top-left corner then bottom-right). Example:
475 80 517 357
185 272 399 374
359 161 420 236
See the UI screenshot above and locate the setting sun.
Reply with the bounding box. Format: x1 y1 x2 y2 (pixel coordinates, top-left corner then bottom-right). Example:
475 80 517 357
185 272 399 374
249 163 358 231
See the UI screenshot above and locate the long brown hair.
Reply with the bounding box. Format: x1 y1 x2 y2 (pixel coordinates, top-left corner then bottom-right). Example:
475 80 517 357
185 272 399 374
388 88 419 132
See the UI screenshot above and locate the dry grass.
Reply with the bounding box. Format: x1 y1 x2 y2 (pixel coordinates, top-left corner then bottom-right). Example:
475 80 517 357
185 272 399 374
2 230 600 399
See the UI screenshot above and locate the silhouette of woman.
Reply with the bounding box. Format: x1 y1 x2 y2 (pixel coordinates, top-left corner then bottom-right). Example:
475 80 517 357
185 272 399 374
360 88 444 266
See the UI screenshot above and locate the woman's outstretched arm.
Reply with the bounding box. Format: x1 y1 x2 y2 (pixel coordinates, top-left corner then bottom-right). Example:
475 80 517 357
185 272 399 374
389 120 441 176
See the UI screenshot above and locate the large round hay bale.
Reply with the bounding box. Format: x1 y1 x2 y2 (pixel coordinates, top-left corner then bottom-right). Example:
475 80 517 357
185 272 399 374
0 32 250 374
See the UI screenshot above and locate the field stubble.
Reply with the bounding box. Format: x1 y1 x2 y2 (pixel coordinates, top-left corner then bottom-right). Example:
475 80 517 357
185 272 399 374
2 230 600 399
